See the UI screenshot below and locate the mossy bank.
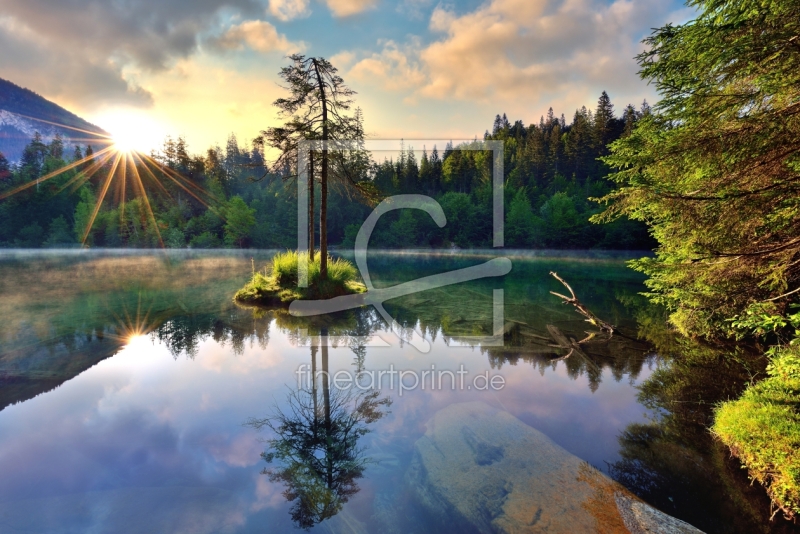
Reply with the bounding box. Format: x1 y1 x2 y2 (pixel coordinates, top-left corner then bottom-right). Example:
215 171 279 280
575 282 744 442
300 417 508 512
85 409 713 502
234 250 366 307
713 345 800 520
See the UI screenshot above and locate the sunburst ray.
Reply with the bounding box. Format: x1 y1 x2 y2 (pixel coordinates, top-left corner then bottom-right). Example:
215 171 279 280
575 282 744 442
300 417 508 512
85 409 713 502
128 152 164 248
8 112 114 142
1 123 228 247
82 152 122 244
0 145 116 200
55 150 117 195
130 151 172 199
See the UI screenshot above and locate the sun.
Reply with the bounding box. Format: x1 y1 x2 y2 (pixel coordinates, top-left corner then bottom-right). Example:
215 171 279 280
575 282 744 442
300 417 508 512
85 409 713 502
113 132 137 153
93 108 166 154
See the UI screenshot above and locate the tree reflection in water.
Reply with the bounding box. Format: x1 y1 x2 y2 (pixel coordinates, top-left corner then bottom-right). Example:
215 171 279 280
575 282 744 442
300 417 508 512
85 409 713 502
248 326 391 530
606 302 799 534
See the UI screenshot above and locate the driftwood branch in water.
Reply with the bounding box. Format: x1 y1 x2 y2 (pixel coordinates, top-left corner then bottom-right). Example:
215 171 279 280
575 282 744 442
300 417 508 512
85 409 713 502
549 271 615 335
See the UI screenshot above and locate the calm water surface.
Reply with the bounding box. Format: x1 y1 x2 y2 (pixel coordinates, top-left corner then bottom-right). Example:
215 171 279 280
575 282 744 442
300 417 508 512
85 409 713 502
0 250 781 533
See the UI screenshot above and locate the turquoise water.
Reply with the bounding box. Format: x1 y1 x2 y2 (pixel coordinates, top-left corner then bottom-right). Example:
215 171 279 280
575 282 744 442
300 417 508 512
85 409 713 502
0 250 712 532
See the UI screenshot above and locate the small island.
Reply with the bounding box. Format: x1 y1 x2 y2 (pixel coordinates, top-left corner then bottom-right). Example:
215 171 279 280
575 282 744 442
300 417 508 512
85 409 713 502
234 250 366 307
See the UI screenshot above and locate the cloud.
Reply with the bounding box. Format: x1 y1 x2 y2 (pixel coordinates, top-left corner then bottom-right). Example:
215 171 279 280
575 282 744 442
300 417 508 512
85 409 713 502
0 0 265 110
349 40 426 91
0 17 153 109
428 5 456 31
268 0 311 21
397 0 435 20
347 0 672 115
0 0 262 71
330 51 357 71
211 20 305 54
323 0 378 17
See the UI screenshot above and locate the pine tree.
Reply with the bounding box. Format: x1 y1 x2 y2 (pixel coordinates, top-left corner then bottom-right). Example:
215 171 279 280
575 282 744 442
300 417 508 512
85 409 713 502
162 136 177 169
176 136 191 174
20 132 47 178
595 0 800 337
621 104 637 137
593 91 615 155
0 152 10 182
429 146 442 193
492 114 503 135
419 147 431 192
49 134 64 160
262 54 360 280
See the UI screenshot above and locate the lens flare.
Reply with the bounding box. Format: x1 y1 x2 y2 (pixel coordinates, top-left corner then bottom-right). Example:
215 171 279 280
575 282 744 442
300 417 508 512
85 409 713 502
113 134 136 154
0 112 225 247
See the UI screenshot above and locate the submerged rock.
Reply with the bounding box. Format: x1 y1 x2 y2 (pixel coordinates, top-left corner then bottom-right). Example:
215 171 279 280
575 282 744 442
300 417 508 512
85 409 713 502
407 402 703 534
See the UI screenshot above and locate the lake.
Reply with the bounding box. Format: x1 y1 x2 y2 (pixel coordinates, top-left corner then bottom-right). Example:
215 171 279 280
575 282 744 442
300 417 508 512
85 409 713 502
0 250 787 533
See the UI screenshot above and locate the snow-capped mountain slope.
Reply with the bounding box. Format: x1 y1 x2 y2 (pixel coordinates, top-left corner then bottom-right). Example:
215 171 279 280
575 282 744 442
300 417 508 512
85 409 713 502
0 77 109 163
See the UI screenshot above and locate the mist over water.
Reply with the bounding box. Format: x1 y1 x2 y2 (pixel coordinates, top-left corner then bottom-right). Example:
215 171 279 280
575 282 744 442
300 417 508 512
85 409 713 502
0 250 763 533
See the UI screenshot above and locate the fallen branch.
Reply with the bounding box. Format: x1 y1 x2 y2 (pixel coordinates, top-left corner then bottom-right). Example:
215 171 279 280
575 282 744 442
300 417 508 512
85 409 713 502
549 272 615 336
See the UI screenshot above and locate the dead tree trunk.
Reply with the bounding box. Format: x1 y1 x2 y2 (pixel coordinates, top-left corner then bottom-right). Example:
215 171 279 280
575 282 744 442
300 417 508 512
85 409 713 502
549 271 615 335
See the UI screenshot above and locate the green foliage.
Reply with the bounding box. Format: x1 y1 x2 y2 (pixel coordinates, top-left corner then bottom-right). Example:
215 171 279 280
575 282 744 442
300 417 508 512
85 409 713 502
730 304 800 342
271 249 357 288
235 250 364 305
73 186 95 245
594 0 800 337
16 222 43 247
505 189 535 247
713 344 800 520
43 215 73 246
223 196 255 248
539 192 580 247
163 227 186 248
1 91 654 252
190 231 221 249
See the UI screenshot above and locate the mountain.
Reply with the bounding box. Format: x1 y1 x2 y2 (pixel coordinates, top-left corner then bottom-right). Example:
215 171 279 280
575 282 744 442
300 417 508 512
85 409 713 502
0 77 109 163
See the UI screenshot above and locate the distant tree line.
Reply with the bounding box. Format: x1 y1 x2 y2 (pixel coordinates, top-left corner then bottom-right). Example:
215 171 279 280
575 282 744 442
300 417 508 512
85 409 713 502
0 91 654 250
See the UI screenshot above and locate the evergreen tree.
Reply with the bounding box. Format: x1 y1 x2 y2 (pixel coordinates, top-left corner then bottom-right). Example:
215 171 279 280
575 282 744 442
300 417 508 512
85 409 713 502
429 146 442 192
593 91 615 155
492 114 503 135
43 215 73 246
419 147 431 192
262 54 360 280
621 104 637 137
176 136 191 175
595 0 800 337
20 132 47 178
162 136 177 169
223 196 256 248
49 134 64 160
506 189 535 247
0 152 10 182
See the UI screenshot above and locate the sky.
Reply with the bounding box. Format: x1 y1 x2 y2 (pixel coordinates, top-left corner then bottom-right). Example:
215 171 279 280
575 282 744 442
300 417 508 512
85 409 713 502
0 0 693 154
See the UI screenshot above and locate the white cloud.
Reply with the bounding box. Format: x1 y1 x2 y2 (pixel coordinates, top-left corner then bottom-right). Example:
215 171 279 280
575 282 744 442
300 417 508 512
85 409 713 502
349 40 426 91
429 5 456 32
213 20 305 54
347 0 671 115
0 16 153 109
397 0 435 20
268 0 311 21
330 50 357 70
323 0 378 17
0 0 264 109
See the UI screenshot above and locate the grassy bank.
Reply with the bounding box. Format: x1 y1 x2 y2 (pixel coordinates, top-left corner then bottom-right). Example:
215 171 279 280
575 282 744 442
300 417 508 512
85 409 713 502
234 250 366 306
713 345 800 520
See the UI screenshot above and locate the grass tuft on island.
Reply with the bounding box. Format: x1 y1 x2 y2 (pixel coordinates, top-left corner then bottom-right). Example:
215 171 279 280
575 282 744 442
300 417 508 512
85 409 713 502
234 250 366 307
713 344 800 520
